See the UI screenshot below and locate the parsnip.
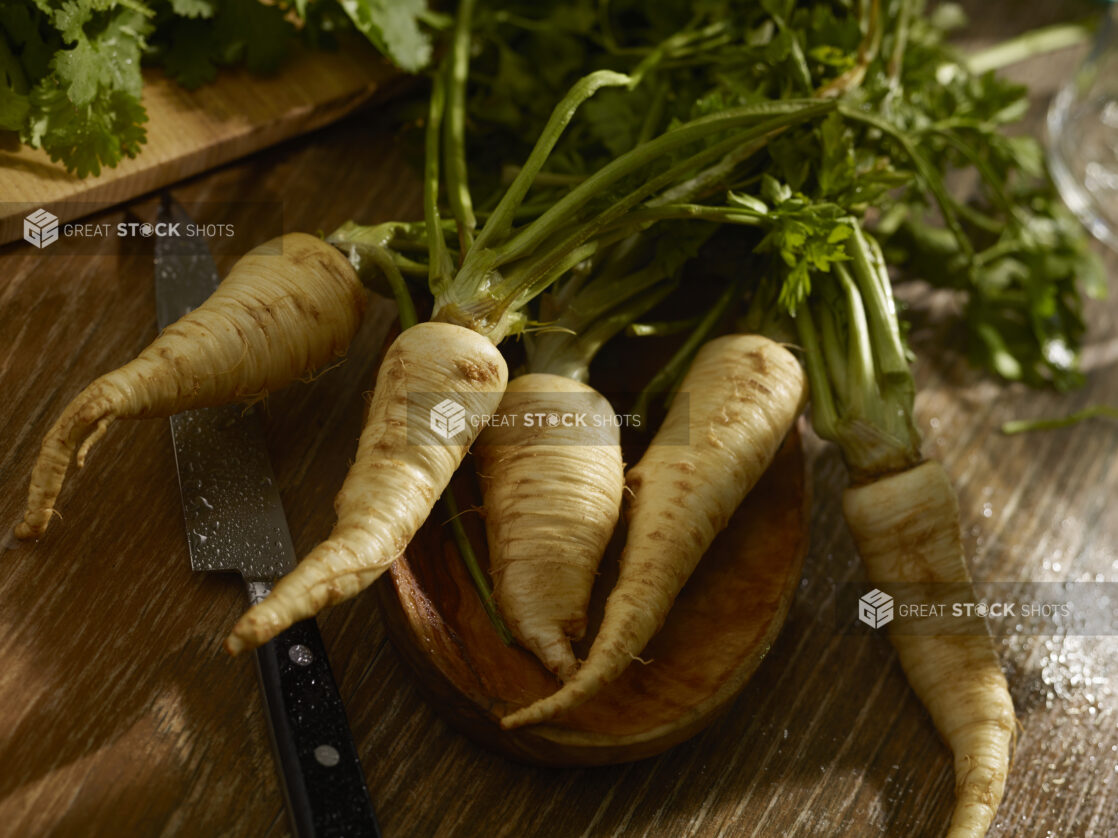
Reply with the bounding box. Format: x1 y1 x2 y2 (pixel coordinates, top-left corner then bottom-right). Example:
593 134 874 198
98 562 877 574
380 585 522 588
844 462 1015 838
476 374 624 679
225 321 508 653
792 220 1016 838
17 233 364 540
501 334 806 728
470 230 687 678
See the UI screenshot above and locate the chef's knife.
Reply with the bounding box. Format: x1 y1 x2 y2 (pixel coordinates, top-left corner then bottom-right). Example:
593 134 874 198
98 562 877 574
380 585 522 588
154 197 381 838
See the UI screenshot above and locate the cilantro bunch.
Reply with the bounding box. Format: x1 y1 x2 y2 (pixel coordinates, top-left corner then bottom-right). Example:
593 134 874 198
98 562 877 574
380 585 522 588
0 0 434 177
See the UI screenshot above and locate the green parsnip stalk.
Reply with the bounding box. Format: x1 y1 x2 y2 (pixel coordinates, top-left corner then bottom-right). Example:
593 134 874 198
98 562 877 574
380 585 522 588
435 56 837 335
462 0 1102 388
1001 404 1118 435
444 0 479 247
794 220 921 480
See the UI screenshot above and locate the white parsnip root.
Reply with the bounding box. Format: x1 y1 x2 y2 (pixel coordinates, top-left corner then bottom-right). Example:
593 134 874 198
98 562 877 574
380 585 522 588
844 461 1015 838
476 374 624 679
501 334 807 728
17 234 365 540
225 321 508 654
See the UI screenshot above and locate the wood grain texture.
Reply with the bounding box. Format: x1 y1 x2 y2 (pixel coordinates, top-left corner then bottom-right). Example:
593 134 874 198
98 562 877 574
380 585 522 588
0 4 1115 836
0 40 403 246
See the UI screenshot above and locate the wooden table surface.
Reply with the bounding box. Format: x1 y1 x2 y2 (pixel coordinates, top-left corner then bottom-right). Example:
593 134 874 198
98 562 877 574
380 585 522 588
2 5 1116 837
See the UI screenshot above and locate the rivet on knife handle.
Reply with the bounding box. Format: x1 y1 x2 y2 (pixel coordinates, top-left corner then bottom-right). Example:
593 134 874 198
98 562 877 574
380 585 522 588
255 618 381 838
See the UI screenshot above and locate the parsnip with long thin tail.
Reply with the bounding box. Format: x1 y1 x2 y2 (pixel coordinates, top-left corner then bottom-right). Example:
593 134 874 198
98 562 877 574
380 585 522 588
17 233 365 540
843 463 1014 838
793 222 1015 838
226 320 508 653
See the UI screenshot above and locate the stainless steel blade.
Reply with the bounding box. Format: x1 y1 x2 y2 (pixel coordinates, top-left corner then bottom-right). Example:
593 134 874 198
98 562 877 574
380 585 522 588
154 197 221 325
168 406 296 582
154 196 296 588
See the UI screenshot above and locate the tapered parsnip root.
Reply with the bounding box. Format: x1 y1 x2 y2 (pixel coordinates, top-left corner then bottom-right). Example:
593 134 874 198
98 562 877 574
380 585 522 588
476 374 624 679
844 461 1015 838
501 334 806 729
225 321 509 654
16 234 364 540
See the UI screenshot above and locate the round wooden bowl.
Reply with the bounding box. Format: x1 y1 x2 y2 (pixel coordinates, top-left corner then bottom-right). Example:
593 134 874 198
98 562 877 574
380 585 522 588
376 429 809 766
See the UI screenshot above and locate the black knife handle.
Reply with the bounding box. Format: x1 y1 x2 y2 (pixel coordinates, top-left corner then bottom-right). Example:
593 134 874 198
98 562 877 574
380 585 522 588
254 619 381 838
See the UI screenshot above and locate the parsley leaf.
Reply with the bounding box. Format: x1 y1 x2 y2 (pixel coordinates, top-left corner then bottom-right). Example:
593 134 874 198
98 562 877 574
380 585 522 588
169 0 215 18
25 80 148 177
17 2 151 177
335 0 432 73
2 0 433 176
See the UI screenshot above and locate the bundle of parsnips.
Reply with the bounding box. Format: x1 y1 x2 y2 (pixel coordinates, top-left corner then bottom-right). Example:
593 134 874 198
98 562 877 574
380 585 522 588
17 2 1105 836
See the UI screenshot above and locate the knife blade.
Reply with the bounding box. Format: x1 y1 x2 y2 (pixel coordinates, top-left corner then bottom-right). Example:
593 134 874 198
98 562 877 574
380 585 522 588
154 196 381 838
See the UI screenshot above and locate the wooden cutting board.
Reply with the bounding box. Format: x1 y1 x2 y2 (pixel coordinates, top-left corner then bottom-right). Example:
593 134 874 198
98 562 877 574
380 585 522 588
0 39 404 246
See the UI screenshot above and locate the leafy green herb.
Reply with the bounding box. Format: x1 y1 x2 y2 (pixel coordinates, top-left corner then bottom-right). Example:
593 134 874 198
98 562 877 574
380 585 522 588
152 0 296 90
6 2 152 177
334 0 432 73
454 0 1105 390
0 0 434 176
